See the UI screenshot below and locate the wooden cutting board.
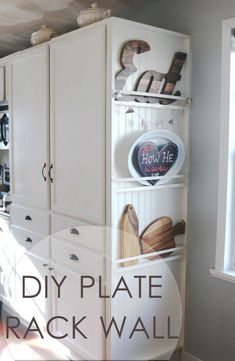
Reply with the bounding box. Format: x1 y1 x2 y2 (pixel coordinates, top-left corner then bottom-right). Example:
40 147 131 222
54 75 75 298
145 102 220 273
140 216 185 259
120 204 140 267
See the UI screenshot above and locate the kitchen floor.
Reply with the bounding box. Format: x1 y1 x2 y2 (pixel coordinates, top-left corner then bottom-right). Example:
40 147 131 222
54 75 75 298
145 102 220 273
0 318 73 361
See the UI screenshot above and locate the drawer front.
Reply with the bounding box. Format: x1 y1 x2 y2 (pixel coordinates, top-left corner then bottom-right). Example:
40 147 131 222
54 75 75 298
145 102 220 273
51 214 89 234
10 225 50 258
54 225 105 254
11 205 50 236
51 237 104 278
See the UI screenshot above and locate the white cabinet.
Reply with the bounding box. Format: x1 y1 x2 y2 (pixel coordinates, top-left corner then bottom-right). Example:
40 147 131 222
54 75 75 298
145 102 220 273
4 17 190 361
50 25 106 224
10 45 50 210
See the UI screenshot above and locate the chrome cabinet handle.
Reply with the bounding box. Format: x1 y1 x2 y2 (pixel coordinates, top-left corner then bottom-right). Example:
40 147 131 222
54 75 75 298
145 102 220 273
70 228 79 235
25 237 32 243
43 263 49 267
25 215 32 221
42 163 47 182
49 267 54 271
69 254 79 261
49 164 53 183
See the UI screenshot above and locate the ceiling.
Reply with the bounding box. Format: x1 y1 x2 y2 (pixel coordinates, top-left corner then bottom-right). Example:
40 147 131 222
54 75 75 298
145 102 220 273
0 0 154 57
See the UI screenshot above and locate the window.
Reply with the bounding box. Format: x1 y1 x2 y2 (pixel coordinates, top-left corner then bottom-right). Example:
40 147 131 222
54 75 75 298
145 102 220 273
211 18 235 282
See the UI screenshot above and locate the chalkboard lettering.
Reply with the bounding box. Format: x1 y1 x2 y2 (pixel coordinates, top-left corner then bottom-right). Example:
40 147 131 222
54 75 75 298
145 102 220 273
132 142 179 185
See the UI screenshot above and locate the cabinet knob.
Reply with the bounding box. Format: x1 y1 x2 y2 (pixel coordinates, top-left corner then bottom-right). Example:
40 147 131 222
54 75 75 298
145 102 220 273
69 254 79 261
70 228 79 235
43 263 49 267
49 267 54 271
25 237 32 243
25 215 32 221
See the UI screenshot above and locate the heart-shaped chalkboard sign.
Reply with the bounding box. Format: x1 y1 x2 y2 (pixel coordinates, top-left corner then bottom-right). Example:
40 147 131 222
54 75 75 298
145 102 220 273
132 141 179 185
128 130 185 185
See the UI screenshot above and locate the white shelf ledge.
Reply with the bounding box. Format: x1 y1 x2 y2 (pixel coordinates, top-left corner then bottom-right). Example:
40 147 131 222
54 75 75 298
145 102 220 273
113 175 187 182
113 246 185 265
114 254 185 273
114 183 187 193
112 175 188 192
113 89 190 109
113 89 188 101
113 100 188 111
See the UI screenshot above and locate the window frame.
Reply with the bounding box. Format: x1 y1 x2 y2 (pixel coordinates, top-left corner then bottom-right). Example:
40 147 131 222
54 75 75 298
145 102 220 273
211 17 235 282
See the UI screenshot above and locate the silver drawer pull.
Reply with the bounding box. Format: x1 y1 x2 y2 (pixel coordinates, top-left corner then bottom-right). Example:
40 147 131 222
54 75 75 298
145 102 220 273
43 263 49 267
25 237 32 243
25 215 32 221
69 254 79 261
49 267 54 271
70 228 79 235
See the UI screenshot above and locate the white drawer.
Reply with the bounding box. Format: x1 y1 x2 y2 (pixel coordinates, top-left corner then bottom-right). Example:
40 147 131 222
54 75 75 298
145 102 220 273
10 225 50 258
54 225 105 253
11 205 50 236
51 214 89 234
51 237 104 279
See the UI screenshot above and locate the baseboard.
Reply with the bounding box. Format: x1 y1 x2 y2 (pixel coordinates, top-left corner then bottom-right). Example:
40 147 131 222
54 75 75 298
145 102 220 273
183 352 203 361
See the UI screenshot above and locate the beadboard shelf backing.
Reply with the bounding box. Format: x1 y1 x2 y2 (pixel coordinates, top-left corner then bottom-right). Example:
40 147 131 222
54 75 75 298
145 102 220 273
111 187 187 259
107 18 190 360
112 104 189 181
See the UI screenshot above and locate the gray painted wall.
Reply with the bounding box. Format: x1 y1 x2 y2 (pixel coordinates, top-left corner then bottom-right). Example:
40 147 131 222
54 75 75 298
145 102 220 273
120 1 235 361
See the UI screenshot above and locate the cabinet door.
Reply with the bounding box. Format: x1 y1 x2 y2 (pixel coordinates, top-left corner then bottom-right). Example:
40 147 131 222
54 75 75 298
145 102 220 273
10 45 50 210
50 24 106 224
51 264 105 360
14 252 50 330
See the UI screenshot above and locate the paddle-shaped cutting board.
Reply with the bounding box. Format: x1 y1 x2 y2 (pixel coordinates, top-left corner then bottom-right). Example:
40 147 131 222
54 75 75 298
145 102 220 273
140 216 185 259
120 204 140 267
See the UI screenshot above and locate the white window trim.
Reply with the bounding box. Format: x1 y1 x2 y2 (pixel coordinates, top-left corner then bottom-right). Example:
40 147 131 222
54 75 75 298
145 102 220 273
210 17 235 282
